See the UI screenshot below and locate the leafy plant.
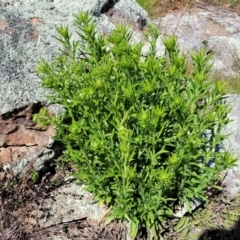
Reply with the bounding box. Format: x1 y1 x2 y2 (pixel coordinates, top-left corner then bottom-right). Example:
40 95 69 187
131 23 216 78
33 107 54 127
34 11 237 239
31 171 39 183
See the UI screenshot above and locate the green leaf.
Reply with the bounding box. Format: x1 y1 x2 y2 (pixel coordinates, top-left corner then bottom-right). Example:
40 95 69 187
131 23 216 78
129 218 139 239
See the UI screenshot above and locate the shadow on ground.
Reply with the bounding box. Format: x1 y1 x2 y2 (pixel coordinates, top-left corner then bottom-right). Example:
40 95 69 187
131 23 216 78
198 218 240 240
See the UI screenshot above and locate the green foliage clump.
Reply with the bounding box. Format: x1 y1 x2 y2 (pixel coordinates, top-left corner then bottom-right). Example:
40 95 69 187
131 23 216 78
31 170 39 183
34 11 236 239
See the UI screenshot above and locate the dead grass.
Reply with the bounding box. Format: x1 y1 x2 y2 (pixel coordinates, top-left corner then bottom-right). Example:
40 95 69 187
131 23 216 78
201 0 240 9
162 192 240 239
137 0 240 17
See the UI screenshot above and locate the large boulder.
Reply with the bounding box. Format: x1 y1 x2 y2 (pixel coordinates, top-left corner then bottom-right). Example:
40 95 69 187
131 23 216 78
154 2 240 76
0 0 150 114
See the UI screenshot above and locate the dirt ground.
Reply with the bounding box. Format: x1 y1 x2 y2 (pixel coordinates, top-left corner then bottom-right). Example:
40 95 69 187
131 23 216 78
2 163 240 240
0 162 130 240
147 0 240 17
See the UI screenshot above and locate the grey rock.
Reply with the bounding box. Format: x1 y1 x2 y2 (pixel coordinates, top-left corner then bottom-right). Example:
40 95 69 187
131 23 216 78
115 0 149 23
0 0 150 115
221 94 240 197
36 182 107 228
10 147 55 176
153 3 240 76
174 198 203 218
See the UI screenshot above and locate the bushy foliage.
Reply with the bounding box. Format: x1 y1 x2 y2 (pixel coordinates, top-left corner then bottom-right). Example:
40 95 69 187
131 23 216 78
34 11 236 239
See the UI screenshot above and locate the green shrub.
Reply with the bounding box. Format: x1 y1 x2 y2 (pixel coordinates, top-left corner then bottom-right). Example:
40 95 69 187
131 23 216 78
34 11 236 239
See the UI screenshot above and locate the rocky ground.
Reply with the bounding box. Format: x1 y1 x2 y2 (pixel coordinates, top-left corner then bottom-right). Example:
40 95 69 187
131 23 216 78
1 0 240 239
0 163 128 240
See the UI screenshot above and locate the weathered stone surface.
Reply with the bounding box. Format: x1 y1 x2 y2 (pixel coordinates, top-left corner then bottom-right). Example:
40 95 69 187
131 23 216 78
33 182 107 228
0 0 150 115
4 125 55 147
221 94 240 197
0 103 56 175
0 147 11 165
154 2 240 76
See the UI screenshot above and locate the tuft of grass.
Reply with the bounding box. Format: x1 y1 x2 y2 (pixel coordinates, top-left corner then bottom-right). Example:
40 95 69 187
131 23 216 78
217 76 240 94
136 0 158 16
210 70 240 94
164 194 240 239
